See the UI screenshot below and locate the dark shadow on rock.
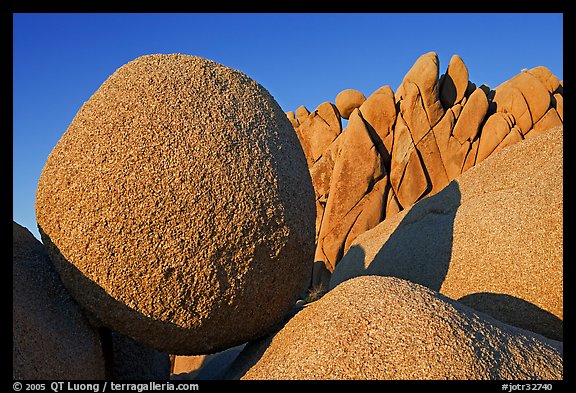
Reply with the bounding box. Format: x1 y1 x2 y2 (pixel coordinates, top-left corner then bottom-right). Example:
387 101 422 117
310 261 331 294
440 73 458 109
334 180 462 292
170 344 246 380
221 335 273 380
108 329 171 380
458 292 563 342
221 301 307 379
192 344 245 380
330 179 563 344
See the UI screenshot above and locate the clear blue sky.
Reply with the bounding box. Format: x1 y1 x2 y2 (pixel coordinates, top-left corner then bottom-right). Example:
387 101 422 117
13 13 563 240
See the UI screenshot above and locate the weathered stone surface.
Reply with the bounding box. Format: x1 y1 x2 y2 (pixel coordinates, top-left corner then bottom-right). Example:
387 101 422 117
309 137 342 201
396 52 445 128
359 85 396 167
553 93 563 121
451 102 463 119
285 111 299 130
493 71 551 130
308 136 343 241
13 222 105 379
526 108 562 139
452 87 489 144
490 86 532 134
35 54 316 354
331 127 563 341
492 126 523 155
342 178 388 253
237 276 562 380
389 116 428 209
317 176 388 272
293 106 313 164
287 53 562 295
314 200 325 240
335 89 366 119
295 105 310 123
315 109 386 273
476 112 514 163
416 126 449 196
299 102 342 163
385 188 402 217
400 81 432 145
461 138 479 173
432 107 456 164
389 52 470 209
440 54 469 108
439 138 467 182
527 66 560 94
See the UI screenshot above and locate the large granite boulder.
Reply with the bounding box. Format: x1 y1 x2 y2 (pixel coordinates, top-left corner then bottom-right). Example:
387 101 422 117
235 276 562 379
35 54 316 354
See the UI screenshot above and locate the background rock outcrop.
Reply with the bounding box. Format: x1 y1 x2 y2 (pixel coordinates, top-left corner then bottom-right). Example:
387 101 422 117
288 52 563 289
13 222 106 379
330 126 563 341
235 276 563 380
35 54 316 355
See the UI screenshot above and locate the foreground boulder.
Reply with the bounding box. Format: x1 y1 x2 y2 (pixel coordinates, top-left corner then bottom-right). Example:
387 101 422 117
235 276 562 380
331 126 563 341
13 222 105 379
35 54 316 354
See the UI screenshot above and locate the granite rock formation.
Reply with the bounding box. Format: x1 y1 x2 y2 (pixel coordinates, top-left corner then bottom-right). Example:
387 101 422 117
330 126 563 341
288 52 563 289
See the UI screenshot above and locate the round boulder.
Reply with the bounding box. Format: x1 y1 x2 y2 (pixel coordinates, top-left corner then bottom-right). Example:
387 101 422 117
335 89 366 119
36 54 316 354
236 276 563 380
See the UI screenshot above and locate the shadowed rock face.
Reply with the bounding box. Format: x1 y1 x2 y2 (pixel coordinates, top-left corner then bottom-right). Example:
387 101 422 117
233 276 563 380
13 222 106 380
331 126 563 341
106 330 171 380
35 54 316 355
288 52 562 288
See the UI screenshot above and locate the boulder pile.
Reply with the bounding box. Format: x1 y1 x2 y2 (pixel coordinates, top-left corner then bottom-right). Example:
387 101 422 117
15 51 562 380
287 52 563 289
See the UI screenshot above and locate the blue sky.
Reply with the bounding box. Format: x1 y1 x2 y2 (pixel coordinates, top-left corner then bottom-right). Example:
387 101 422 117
13 13 563 240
